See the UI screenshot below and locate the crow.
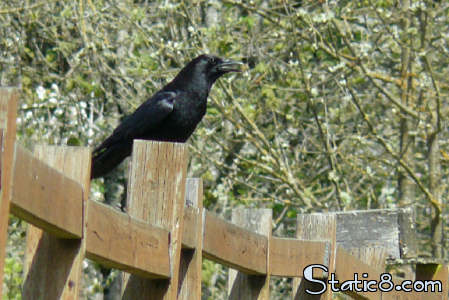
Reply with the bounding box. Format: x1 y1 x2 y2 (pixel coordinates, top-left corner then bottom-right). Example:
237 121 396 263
91 54 242 179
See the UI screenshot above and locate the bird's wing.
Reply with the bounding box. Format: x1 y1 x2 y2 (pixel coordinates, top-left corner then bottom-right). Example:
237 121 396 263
93 91 177 156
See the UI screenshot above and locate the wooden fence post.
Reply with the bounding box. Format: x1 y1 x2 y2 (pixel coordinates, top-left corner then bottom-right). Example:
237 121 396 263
22 146 91 299
228 208 272 300
0 88 18 297
178 178 204 300
293 214 336 300
122 140 187 300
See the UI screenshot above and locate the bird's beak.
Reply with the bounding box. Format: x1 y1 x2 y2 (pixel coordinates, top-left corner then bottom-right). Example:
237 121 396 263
218 60 244 73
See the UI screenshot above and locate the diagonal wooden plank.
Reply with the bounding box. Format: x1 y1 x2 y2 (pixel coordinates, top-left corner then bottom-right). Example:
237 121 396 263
270 237 330 277
10 144 83 238
203 211 268 275
85 199 170 278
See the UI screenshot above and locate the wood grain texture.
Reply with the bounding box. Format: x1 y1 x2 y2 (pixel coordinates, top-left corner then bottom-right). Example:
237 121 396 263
178 178 203 300
335 247 441 300
182 207 199 249
335 209 413 259
22 145 91 300
270 238 330 277
335 246 382 300
203 210 268 275
293 214 337 300
228 209 272 300
348 247 387 271
10 144 84 238
0 88 17 297
122 140 187 300
86 200 170 278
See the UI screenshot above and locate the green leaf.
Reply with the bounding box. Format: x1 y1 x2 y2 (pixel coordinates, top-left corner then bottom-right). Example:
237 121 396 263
67 136 81 146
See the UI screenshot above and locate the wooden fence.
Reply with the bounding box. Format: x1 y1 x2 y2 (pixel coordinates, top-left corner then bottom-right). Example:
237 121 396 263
0 87 447 299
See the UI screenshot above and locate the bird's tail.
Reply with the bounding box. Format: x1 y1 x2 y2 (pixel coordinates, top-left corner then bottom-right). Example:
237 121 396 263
90 142 132 179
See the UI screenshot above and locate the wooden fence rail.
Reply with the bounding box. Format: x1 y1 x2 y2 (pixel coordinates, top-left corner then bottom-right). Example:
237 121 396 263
0 88 448 299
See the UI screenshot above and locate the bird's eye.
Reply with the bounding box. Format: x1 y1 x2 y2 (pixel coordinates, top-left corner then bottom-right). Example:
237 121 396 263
209 57 217 65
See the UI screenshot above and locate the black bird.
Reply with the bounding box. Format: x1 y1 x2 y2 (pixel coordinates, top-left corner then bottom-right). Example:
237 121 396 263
91 54 242 179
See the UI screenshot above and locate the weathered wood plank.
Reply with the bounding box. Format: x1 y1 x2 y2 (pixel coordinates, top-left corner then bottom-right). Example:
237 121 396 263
182 207 199 249
202 210 268 275
122 140 187 300
397 208 416 258
85 200 170 278
335 246 382 300
270 237 330 277
293 214 337 300
335 209 414 259
178 178 204 300
0 88 17 297
228 209 272 300
347 247 387 271
334 248 440 300
23 230 81 299
22 145 91 300
10 144 83 238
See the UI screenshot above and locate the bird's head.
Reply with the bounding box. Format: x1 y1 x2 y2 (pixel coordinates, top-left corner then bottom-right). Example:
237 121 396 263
198 54 243 81
171 54 243 91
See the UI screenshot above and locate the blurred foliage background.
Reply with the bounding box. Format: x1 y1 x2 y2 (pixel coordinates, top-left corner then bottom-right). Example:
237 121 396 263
1 0 449 299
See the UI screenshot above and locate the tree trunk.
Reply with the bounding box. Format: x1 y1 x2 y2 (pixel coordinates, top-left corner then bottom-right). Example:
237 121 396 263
398 0 414 208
